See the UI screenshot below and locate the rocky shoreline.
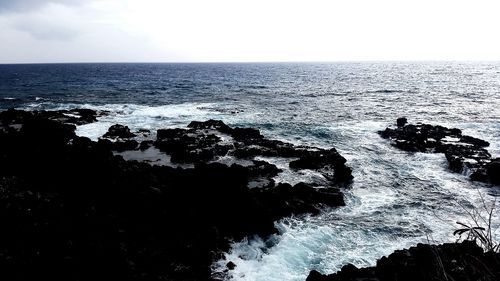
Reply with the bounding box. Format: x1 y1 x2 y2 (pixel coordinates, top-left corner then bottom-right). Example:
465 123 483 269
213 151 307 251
306 241 500 281
302 118 500 281
0 108 351 281
379 118 499 184
304 118 500 281
2 109 498 281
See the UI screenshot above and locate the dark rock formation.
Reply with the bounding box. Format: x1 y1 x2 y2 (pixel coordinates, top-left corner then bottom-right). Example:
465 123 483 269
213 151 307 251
226 261 236 270
306 241 500 281
103 124 136 139
256 182 345 217
155 127 225 163
98 138 139 152
154 119 352 185
0 108 101 127
379 119 498 184
289 149 353 183
487 158 500 184
396 117 407 127
139 140 154 151
0 110 351 281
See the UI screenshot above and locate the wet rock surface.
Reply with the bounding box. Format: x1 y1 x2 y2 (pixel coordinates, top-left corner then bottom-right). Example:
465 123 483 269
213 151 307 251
153 119 353 185
103 124 136 139
379 119 498 184
0 109 351 281
0 108 103 127
306 241 500 281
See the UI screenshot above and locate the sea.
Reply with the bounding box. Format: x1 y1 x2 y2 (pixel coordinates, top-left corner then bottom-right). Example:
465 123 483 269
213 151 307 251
1 62 499 281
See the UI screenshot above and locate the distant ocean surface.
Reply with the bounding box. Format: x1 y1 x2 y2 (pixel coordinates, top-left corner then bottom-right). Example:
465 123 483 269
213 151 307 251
1 62 500 281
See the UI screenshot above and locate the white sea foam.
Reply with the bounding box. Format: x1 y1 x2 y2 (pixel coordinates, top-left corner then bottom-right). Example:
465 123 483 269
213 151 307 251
17 100 500 281
254 156 328 187
38 103 500 281
49 102 222 140
212 120 500 281
17 101 222 140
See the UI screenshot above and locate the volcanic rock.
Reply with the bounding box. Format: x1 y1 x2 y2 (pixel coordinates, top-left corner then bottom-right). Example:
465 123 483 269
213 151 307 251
153 120 352 185
0 109 351 281
306 241 500 281
379 119 497 184
103 124 136 139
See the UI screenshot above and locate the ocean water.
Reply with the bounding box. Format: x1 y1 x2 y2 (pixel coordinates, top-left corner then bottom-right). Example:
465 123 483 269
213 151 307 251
1 62 500 280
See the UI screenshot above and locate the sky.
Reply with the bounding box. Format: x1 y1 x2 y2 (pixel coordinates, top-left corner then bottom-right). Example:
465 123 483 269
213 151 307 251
0 0 499 63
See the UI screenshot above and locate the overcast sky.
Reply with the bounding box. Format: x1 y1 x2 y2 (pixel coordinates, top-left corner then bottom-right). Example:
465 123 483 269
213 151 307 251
0 0 499 63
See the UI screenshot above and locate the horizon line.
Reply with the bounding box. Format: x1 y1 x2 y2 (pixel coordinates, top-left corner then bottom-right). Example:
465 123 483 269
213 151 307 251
0 60 500 65
2 59 500 65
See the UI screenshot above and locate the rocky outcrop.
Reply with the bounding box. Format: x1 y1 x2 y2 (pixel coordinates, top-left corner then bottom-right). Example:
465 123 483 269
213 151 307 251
289 149 353 183
0 108 101 127
102 124 136 139
379 119 498 184
306 241 500 281
0 110 351 281
153 119 353 185
487 158 500 184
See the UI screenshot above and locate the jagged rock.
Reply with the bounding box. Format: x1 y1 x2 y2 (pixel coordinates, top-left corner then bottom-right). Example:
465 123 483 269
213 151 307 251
379 119 497 185
306 241 500 281
0 109 350 281
230 127 263 141
396 117 407 127
113 140 139 152
487 158 500 184
226 261 236 270
139 140 154 151
0 108 101 127
188 119 231 132
153 120 352 185
155 129 223 163
103 124 136 139
253 182 345 217
21 117 77 145
64 108 100 124
96 138 138 152
290 149 353 183
247 160 282 178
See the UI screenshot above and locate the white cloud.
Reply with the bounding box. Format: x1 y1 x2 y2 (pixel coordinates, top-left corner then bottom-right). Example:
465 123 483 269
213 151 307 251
0 0 85 13
8 3 81 41
0 0 500 63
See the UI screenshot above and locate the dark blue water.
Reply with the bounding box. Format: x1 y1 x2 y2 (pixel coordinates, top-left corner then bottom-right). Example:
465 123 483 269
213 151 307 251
2 62 499 122
1 62 499 281
1 63 312 106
